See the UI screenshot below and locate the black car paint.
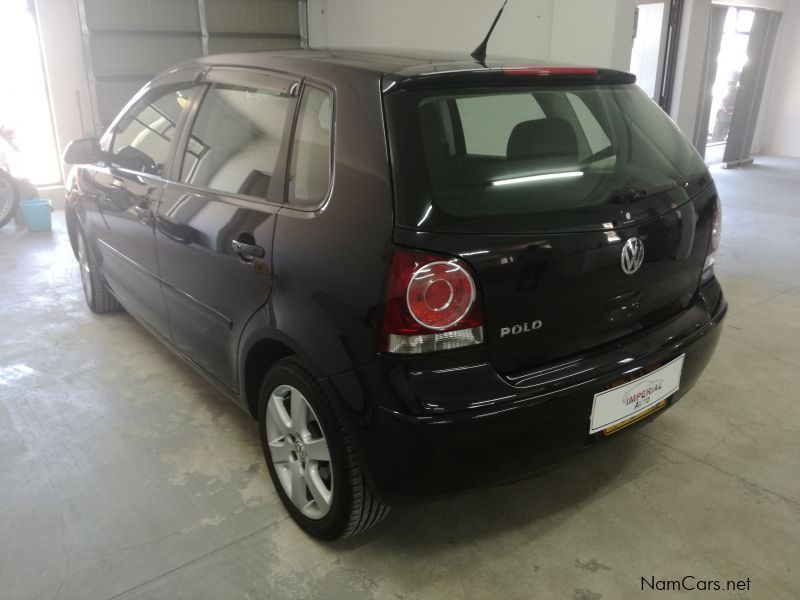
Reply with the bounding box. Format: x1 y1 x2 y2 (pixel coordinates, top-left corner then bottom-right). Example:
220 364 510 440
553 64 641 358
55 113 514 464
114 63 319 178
332 283 725 500
154 69 296 390
65 49 726 503
391 182 717 375
78 165 169 332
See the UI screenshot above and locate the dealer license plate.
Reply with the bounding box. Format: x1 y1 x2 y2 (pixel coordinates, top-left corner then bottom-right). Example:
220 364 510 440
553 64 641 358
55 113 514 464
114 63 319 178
589 355 685 434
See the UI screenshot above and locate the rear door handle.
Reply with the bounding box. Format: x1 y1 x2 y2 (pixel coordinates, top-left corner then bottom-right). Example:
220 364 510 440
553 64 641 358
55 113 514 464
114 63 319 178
231 239 265 260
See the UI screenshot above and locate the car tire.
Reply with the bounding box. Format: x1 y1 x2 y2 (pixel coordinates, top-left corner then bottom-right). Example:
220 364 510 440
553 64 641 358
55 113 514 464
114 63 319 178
258 357 389 540
76 229 121 313
0 169 19 228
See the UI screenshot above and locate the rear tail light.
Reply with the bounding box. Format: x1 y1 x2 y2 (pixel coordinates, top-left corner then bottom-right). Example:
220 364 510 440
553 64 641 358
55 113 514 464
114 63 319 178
701 198 722 284
381 248 484 354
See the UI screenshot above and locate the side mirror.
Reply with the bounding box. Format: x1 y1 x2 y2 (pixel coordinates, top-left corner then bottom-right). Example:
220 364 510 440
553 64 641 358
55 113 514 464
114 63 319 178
116 146 157 175
63 137 101 165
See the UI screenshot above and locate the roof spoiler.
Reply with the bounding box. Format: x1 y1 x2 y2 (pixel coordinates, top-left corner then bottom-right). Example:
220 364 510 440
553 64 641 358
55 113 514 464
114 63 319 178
383 67 636 93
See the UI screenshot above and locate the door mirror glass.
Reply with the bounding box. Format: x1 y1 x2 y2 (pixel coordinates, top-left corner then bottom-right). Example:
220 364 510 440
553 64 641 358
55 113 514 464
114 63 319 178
116 146 157 173
63 137 101 165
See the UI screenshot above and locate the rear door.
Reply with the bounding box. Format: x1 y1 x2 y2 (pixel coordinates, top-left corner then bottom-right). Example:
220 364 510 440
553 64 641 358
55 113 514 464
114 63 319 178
385 81 715 375
156 68 298 391
84 82 198 333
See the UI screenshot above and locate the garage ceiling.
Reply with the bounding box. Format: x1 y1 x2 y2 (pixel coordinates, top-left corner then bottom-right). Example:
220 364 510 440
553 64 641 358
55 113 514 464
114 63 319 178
78 0 305 131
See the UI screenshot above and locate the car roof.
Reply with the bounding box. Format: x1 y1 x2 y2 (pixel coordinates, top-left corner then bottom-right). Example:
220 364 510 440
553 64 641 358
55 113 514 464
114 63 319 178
174 48 635 90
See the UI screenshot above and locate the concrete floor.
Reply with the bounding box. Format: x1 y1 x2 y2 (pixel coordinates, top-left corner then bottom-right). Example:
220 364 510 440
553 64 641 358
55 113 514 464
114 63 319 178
1 156 798 600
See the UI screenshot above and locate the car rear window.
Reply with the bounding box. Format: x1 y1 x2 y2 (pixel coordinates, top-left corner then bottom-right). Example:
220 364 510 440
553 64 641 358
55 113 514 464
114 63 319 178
384 84 707 232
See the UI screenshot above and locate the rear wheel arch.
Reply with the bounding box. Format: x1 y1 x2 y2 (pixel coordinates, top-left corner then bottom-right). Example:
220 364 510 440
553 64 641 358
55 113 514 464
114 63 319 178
240 314 336 420
243 337 295 419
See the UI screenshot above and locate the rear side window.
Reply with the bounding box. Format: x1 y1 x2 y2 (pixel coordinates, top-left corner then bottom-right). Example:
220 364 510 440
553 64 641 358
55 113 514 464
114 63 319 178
180 84 291 199
288 86 333 207
112 87 194 176
385 84 707 232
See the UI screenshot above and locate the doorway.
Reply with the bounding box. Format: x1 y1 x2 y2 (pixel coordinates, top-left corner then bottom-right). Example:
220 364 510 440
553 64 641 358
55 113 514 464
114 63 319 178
695 4 781 166
705 7 754 164
0 0 61 186
629 0 685 112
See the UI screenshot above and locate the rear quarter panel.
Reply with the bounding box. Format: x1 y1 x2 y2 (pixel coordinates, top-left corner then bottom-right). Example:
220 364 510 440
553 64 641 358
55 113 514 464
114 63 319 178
269 66 394 377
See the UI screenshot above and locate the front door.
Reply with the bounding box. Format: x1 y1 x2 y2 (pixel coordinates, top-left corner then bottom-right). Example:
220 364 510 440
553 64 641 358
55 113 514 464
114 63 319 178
156 69 298 391
86 84 197 333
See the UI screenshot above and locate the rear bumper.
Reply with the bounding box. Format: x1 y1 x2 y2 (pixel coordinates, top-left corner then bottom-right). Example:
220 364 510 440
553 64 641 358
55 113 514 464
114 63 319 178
327 280 727 503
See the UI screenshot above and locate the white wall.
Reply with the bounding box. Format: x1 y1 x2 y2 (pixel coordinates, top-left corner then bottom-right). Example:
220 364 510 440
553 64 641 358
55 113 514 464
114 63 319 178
308 0 553 59
308 0 635 70
550 0 636 69
629 3 665 97
34 0 92 182
756 0 800 157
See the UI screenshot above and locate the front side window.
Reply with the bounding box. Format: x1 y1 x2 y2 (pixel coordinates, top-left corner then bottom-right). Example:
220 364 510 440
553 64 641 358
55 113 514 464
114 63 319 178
288 86 333 207
180 84 291 199
112 87 194 177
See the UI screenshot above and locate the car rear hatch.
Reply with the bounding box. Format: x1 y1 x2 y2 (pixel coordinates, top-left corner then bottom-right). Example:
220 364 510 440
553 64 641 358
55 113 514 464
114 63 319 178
383 66 718 375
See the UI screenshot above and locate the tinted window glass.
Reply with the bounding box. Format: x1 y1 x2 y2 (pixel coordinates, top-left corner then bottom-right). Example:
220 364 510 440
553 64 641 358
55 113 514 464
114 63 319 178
566 92 612 156
289 86 333 207
455 93 545 156
181 84 290 198
385 84 707 230
112 87 193 176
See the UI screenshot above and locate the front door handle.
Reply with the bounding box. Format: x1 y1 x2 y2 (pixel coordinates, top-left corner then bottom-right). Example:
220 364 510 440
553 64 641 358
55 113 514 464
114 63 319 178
232 239 265 260
132 202 154 225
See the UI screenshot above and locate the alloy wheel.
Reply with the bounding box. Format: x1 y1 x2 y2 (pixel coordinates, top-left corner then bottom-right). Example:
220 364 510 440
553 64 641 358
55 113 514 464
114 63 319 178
265 384 333 519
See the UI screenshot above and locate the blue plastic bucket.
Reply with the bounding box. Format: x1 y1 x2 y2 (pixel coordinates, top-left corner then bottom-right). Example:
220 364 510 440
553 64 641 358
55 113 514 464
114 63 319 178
20 199 52 232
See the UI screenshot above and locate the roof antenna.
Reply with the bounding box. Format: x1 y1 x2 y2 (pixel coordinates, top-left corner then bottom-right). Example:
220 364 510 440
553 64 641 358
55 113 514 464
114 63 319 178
470 0 509 66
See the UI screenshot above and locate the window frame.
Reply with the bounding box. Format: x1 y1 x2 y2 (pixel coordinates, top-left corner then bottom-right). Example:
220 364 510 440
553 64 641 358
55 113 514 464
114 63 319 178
283 81 336 212
168 67 301 207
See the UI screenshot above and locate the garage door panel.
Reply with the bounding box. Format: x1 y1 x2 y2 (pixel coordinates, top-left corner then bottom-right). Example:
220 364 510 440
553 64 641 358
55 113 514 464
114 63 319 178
83 0 201 32
94 81 150 126
205 0 299 34
79 0 303 130
90 34 203 77
207 36 300 54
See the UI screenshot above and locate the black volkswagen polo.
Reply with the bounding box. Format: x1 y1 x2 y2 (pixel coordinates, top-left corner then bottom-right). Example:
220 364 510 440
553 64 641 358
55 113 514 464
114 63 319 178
63 49 726 540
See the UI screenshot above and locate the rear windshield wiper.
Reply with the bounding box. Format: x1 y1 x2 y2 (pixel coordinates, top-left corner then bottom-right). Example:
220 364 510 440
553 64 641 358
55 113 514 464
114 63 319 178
611 182 676 204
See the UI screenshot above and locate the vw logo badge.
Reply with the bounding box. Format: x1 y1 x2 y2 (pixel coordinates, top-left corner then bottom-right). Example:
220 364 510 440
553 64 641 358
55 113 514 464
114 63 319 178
621 237 645 275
